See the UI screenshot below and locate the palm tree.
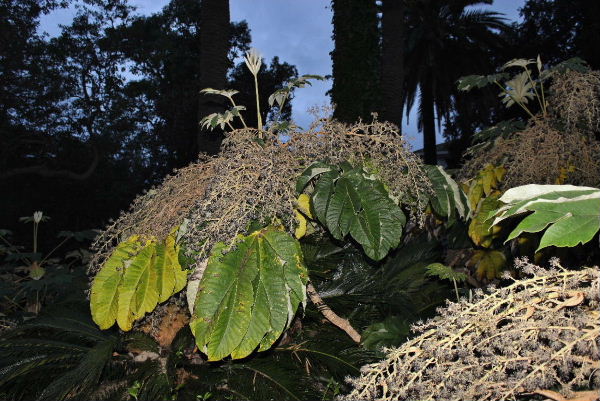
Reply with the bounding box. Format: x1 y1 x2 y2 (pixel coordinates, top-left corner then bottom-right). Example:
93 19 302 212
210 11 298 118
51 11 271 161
403 0 506 164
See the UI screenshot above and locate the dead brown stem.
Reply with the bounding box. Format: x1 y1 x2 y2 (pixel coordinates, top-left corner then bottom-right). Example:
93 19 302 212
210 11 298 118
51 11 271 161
306 282 361 343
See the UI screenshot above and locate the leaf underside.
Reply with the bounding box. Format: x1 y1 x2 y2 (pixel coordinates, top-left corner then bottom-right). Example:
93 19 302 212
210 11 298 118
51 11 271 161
90 232 188 331
491 185 600 251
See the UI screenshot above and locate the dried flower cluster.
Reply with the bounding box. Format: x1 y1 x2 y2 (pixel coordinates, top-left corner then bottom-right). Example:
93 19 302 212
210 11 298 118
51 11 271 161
183 120 431 257
462 117 600 188
89 160 216 274
341 260 600 401
461 70 600 187
89 118 431 273
550 70 600 134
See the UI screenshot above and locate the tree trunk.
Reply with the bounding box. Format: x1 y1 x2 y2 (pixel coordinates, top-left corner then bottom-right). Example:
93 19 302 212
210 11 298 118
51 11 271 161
380 0 405 130
421 76 437 165
330 0 380 123
198 0 230 156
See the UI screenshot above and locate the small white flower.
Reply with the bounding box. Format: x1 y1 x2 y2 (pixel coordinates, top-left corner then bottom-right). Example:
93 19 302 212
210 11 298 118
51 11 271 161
244 48 262 76
33 211 44 224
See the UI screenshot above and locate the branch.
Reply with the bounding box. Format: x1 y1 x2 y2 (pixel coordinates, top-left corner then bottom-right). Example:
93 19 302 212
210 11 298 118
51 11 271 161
306 282 361 343
0 146 99 181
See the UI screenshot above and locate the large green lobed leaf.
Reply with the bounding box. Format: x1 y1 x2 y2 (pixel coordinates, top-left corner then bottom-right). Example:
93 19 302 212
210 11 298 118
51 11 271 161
90 231 188 331
300 163 405 261
90 236 142 329
425 165 470 220
190 226 308 361
491 184 600 250
116 241 159 331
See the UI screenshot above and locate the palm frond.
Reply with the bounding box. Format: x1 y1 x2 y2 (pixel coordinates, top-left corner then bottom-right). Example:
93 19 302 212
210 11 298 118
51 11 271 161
0 303 122 401
37 337 119 401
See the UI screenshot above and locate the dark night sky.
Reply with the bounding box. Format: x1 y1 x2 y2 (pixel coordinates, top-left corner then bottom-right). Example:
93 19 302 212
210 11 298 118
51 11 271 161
40 0 525 150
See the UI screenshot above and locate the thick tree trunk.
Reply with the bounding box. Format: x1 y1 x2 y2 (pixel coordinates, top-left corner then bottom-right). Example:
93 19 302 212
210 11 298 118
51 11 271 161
198 0 230 156
330 0 380 123
380 0 404 130
421 77 437 165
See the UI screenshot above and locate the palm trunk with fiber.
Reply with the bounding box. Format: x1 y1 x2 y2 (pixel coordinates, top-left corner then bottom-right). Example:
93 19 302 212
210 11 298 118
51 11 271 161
420 76 437 165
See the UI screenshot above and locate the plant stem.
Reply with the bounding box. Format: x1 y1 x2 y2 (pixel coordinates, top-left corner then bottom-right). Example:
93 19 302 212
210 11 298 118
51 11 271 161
33 222 38 254
539 74 547 115
453 278 460 302
227 97 248 129
306 282 361 343
253 75 263 135
40 236 71 265
524 68 545 116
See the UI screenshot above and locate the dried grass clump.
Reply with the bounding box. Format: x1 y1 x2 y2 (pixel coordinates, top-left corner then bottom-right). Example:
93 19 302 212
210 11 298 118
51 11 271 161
550 70 600 134
341 259 600 401
461 117 600 188
90 119 431 273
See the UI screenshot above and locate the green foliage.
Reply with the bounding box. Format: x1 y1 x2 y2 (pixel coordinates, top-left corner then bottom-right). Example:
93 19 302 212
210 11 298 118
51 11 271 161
200 52 320 133
268 74 325 110
491 184 600 250
90 232 187 331
425 263 467 283
465 119 527 156
424 165 470 220
190 225 308 361
468 249 507 280
468 194 503 248
0 217 93 318
361 316 411 356
458 56 590 119
297 162 406 261
0 305 123 401
457 72 510 91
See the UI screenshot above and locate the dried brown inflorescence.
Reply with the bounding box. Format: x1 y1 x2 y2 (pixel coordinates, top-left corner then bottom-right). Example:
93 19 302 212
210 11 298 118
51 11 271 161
550 70 600 134
341 259 600 401
89 118 431 273
461 69 600 188
184 120 431 258
462 117 600 189
88 160 216 274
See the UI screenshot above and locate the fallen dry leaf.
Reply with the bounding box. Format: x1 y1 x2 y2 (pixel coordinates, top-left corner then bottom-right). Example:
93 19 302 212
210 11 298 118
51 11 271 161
554 291 585 311
534 389 599 401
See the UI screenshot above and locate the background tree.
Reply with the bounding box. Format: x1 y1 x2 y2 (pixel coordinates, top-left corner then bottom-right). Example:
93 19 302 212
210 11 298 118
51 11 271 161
402 0 506 165
380 0 405 129
0 0 154 244
198 0 231 155
329 0 380 123
517 0 600 70
0 0 296 246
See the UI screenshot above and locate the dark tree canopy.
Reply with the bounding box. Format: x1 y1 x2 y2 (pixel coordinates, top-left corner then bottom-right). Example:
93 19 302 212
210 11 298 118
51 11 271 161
402 0 506 164
518 0 600 70
0 0 296 244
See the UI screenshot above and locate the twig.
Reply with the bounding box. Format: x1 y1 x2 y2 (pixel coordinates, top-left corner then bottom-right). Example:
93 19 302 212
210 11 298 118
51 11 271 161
306 282 361 343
